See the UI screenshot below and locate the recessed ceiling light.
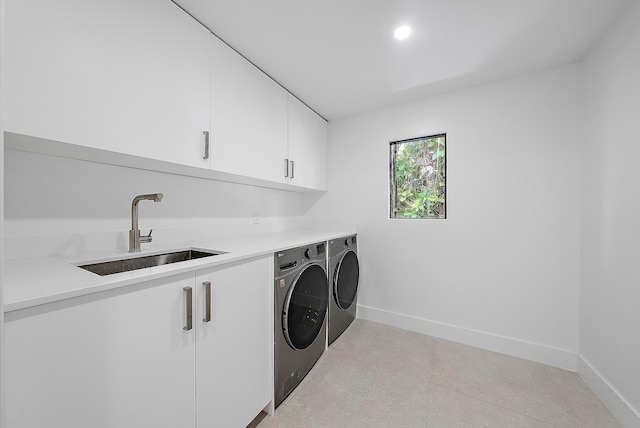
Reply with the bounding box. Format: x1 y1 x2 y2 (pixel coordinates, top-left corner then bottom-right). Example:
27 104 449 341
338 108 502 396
394 25 411 40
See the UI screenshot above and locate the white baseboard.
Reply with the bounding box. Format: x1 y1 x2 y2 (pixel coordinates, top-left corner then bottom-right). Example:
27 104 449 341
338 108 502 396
578 355 640 428
356 304 578 371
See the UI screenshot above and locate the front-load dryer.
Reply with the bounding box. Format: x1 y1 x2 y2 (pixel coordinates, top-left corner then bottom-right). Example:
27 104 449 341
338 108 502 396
274 242 328 408
328 235 359 345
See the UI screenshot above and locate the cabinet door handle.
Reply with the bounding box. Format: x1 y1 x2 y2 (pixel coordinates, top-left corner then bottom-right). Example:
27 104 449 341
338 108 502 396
183 286 193 331
290 160 295 179
284 158 289 178
203 281 212 322
203 131 210 160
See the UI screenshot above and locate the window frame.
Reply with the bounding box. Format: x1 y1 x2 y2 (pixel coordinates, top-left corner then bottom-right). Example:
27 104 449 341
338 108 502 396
389 133 447 220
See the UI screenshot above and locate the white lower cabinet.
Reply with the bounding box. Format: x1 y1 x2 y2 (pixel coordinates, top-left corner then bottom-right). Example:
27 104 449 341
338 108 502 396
5 272 197 428
195 257 273 427
5 256 273 428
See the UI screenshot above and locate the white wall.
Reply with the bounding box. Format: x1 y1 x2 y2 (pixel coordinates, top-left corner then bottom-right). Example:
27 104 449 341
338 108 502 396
580 1 640 426
4 149 307 259
306 64 582 369
1 0 6 424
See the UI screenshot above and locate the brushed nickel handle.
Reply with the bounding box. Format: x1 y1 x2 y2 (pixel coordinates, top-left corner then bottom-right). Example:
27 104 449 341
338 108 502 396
183 286 193 331
203 131 210 160
290 160 295 179
203 281 212 322
284 158 289 178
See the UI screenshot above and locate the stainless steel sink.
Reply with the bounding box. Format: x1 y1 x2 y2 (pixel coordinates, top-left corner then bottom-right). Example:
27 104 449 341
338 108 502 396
78 249 224 276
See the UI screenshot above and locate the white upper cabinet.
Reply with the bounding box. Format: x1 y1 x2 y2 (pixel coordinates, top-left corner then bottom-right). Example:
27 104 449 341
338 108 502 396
3 0 328 191
287 95 328 191
210 35 289 183
3 0 211 168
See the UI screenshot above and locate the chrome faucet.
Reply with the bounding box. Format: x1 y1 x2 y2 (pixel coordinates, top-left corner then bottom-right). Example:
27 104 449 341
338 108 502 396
129 193 163 253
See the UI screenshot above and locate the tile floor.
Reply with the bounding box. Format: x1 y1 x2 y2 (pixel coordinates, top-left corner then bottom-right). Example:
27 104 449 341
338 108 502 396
249 319 622 428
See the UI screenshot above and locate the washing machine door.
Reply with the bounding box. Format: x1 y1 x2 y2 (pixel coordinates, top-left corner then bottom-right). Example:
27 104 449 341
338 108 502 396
283 263 328 350
334 250 359 310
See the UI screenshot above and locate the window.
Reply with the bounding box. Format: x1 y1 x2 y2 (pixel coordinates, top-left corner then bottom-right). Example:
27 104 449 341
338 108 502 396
389 134 446 219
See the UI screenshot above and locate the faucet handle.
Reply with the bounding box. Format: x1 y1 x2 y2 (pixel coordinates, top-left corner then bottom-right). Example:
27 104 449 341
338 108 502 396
140 229 153 244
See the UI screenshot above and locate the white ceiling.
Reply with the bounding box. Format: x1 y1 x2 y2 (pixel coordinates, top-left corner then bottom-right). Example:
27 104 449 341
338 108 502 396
174 0 633 120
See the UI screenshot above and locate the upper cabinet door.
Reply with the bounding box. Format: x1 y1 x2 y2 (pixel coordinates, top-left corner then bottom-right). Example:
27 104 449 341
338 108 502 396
210 35 289 183
3 0 211 168
287 95 328 191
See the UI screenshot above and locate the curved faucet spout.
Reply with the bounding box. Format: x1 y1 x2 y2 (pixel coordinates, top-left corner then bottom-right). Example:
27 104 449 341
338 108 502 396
131 193 164 230
129 193 164 252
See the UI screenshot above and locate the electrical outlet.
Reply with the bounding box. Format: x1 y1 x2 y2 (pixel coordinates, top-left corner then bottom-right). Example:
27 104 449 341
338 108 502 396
252 210 260 224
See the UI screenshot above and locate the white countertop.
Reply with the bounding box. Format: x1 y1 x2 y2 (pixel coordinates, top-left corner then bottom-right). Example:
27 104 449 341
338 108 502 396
4 229 356 312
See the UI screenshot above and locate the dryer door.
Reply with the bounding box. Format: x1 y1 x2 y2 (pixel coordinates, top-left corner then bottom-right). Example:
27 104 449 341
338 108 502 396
334 250 359 310
283 263 328 350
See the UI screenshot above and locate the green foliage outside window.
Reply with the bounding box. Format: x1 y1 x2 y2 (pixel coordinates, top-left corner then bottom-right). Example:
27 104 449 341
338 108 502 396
390 134 446 219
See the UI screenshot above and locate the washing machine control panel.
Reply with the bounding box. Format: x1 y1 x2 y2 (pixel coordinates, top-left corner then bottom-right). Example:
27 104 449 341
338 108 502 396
275 243 326 276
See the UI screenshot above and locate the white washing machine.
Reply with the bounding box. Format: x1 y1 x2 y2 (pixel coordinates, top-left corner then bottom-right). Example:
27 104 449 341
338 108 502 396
328 235 359 345
274 242 328 407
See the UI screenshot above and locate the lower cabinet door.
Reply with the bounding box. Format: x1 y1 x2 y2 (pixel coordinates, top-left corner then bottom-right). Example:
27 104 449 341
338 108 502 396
5 273 197 428
195 256 273 427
